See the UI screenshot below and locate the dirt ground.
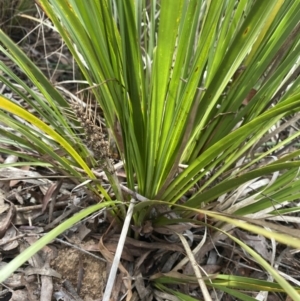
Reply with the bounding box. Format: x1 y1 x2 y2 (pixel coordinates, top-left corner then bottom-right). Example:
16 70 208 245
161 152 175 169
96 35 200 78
51 245 106 300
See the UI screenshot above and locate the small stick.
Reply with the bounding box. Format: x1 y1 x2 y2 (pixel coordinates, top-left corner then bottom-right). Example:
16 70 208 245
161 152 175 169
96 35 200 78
15 201 70 212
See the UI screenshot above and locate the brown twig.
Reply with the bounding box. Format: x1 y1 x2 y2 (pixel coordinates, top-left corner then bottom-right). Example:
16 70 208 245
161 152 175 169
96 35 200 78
15 201 70 212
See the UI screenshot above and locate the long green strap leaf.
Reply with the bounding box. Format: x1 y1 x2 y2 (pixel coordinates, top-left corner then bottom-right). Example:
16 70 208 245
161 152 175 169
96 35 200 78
0 201 118 283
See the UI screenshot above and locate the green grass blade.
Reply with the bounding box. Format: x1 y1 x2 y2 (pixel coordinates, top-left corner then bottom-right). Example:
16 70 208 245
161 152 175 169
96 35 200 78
0 201 118 283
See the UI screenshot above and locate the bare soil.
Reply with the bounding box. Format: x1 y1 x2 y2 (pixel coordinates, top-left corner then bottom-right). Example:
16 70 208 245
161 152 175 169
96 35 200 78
51 245 106 300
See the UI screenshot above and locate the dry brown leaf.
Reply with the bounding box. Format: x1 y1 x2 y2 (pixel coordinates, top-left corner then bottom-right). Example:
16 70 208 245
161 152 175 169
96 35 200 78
135 273 153 301
40 271 53 301
201 264 222 274
134 250 152 274
1 167 41 179
99 235 128 273
153 223 192 235
2 272 36 289
131 220 153 237
107 234 184 253
0 167 52 192
42 180 63 217
110 273 124 301
9 165 30 187
235 229 272 261
0 200 16 239
153 290 182 301
53 287 81 301
0 189 9 214
77 223 91 241
10 290 30 301
63 280 83 301
14 191 24 205
100 242 135 261
24 266 61 278
0 226 19 251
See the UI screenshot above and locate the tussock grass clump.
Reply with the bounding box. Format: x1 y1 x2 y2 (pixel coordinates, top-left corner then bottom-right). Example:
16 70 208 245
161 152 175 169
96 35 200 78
1 0 300 300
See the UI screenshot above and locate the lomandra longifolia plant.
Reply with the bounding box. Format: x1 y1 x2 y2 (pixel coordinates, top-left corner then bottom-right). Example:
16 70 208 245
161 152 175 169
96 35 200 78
1 1 300 299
